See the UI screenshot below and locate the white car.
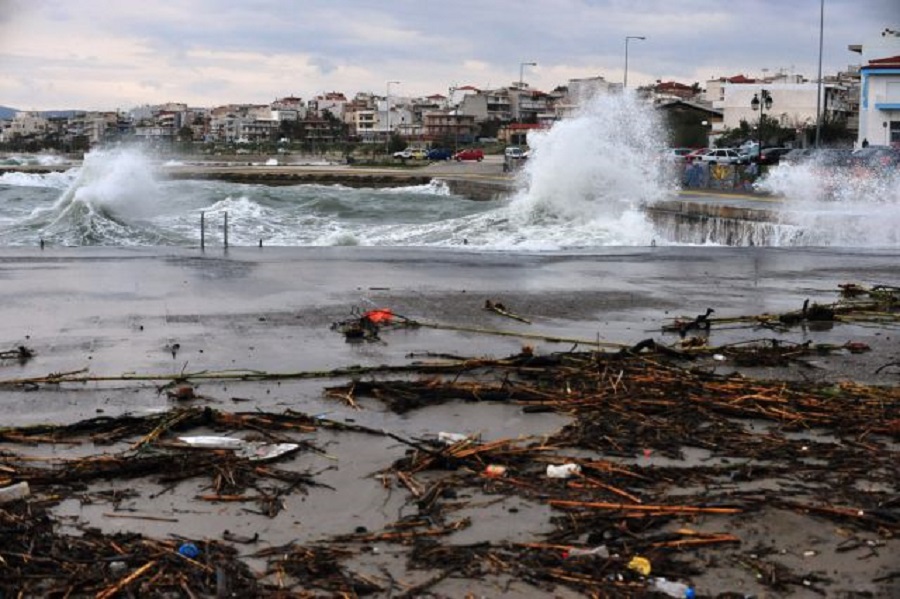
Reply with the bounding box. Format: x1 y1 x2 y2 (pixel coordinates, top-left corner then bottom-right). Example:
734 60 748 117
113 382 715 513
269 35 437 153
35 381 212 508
393 148 428 160
696 148 748 165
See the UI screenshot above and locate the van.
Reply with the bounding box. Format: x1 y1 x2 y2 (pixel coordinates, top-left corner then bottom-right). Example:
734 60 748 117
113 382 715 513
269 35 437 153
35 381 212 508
505 146 525 159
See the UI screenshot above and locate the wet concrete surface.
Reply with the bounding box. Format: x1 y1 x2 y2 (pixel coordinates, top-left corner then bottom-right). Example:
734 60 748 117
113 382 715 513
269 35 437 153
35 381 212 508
2 245 898 426
2 246 898 597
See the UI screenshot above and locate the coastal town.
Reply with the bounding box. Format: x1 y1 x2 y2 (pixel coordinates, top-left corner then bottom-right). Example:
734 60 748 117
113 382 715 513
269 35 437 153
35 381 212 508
2 29 898 156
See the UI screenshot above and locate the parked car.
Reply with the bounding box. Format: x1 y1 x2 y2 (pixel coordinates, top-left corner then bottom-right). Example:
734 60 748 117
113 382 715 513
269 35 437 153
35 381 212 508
453 148 484 162
780 149 813 166
757 147 792 166
849 146 900 178
427 148 453 161
684 148 709 163
392 148 428 160
662 147 692 161
695 148 748 165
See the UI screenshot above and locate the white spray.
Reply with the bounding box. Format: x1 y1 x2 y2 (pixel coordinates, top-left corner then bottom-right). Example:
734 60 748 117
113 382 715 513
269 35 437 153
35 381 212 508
499 92 673 247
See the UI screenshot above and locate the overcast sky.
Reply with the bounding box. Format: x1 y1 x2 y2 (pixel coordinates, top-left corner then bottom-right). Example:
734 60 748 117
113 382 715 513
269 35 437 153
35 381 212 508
1 0 897 111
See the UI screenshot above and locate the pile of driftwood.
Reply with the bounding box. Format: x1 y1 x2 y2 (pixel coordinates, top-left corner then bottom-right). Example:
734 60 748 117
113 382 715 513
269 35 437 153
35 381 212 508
1 285 898 596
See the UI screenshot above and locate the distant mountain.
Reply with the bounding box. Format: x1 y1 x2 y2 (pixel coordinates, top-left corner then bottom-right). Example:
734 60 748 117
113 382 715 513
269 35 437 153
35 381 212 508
41 110 83 119
0 107 86 120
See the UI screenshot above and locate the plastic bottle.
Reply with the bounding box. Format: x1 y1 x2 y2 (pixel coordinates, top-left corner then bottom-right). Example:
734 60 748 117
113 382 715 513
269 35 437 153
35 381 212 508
546 463 581 478
565 545 609 558
650 577 695 598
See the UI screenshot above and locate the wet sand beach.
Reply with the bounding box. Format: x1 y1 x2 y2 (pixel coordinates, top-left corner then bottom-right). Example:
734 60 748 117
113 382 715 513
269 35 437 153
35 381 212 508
1 246 898 597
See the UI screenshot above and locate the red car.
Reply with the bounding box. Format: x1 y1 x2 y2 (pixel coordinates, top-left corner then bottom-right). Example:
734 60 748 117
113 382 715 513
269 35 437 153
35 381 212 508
453 148 484 162
684 147 708 163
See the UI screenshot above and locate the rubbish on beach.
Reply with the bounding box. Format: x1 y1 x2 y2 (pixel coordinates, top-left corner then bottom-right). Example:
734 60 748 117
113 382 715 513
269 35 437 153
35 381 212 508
177 435 299 461
332 306 403 342
0 481 30 504
437 431 469 445
362 308 394 324
0 346 35 362
484 299 532 324
178 435 246 449
483 464 508 477
166 385 196 401
177 543 201 559
651 577 695 598
627 555 652 576
236 442 299 461
564 545 609 558
0 284 899 596
546 463 581 478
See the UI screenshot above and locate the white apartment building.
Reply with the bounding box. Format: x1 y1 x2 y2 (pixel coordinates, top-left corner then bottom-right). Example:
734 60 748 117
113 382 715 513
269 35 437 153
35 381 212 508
853 28 900 147
718 82 848 132
6 111 52 139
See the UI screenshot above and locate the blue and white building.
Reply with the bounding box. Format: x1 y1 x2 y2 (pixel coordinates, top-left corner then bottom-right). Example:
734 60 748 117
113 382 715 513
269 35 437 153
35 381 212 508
855 28 900 148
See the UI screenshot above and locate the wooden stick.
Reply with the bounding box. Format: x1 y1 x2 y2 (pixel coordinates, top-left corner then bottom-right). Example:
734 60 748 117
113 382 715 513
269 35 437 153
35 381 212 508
549 500 742 514
103 513 180 522
96 559 157 599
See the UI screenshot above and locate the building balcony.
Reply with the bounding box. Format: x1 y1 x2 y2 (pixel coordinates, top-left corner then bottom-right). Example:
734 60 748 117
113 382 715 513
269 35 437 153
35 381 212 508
874 95 900 110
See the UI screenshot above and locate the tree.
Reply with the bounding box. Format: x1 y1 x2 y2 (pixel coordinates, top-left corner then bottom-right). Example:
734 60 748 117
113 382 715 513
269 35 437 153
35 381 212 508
177 126 194 142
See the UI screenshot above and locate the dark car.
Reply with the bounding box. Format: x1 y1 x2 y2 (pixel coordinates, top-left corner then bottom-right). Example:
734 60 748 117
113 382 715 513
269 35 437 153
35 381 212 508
427 148 453 161
453 148 484 162
812 148 854 168
780 149 813 166
850 146 900 172
758 147 792 166
781 148 852 168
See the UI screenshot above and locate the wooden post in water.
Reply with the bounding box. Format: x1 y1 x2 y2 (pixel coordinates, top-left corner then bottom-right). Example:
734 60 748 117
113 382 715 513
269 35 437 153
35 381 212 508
200 212 205 250
224 211 229 248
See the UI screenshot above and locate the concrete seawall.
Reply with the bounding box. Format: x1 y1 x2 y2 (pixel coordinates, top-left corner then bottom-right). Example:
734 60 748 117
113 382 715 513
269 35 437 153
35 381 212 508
646 197 782 245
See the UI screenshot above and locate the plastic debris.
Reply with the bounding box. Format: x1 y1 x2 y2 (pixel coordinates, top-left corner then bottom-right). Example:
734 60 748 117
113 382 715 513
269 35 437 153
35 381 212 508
437 431 469 445
564 545 610 558
236 442 299 461
362 308 394 324
546 463 581 478
483 464 507 477
178 543 201 559
627 555 651 576
177 436 299 462
650 577 694 598
178 436 245 449
0 481 31 504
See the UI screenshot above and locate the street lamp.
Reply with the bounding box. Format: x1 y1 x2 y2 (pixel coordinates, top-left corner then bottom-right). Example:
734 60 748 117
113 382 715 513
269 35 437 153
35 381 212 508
624 36 645 89
750 89 773 161
519 61 536 89
385 80 400 154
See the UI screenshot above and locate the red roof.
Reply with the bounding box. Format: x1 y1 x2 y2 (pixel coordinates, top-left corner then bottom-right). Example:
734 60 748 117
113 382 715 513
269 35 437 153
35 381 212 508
727 74 756 84
866 55 900 67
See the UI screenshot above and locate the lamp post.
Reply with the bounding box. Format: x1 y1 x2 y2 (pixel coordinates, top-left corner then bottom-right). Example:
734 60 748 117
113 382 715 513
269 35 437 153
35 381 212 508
750 89 773 161
814 0 824 148
624 36 645 89
519 61 536 89
385 80 400 154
